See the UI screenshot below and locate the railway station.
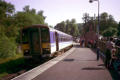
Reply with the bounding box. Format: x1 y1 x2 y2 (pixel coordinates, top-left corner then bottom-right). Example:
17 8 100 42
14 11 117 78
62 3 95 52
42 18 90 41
0 0 120 80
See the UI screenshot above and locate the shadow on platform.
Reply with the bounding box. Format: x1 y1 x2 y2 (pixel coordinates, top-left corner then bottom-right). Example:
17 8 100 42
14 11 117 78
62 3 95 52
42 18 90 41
98 64 105 67
82 67 105 70
63 59 74 62
63 58 97 62
73 44 81 48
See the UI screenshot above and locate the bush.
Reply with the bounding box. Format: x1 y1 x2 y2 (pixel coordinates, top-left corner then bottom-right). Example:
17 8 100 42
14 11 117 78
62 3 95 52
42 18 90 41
0 35 17 58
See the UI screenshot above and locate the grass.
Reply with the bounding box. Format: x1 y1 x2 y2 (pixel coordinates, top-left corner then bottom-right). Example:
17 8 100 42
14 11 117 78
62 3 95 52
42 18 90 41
0 72 8 78
0 53 24 79
0 53 23 64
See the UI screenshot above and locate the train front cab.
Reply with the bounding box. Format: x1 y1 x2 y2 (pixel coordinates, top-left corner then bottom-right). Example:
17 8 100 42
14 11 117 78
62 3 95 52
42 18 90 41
21 26 51 58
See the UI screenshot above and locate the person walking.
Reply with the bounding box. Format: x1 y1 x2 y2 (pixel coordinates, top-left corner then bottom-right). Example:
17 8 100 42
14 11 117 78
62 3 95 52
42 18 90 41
97 46 100 61
82 39 84 47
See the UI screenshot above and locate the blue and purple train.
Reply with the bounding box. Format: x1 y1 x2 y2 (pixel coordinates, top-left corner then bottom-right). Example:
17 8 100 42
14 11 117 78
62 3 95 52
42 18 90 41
21 24 73 58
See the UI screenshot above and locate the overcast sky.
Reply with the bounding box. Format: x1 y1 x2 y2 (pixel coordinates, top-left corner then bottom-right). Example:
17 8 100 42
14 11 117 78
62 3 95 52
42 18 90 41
6 0 120 26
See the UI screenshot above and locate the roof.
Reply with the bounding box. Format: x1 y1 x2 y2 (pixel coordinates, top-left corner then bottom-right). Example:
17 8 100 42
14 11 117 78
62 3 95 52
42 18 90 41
22 24 72 37
22 24 49 30
49 27 72 37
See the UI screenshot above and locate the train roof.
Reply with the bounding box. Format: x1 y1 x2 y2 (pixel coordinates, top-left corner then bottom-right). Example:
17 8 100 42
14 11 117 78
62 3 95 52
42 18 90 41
49 27 72 37
22 24 49 30
22 24 72 37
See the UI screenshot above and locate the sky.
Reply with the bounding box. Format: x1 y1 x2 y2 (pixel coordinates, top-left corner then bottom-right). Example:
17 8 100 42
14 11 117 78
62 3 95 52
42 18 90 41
6 0 120 26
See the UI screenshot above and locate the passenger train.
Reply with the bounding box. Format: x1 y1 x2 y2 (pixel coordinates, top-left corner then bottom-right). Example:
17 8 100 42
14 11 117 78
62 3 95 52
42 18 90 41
21 25 73 58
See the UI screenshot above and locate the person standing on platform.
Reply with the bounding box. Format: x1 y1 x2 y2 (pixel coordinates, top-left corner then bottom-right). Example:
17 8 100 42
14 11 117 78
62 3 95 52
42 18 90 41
95 40 100 61
110 45 117 69
81 39 85 47
105 37 114 68
80 39 82 47
97 47 100 61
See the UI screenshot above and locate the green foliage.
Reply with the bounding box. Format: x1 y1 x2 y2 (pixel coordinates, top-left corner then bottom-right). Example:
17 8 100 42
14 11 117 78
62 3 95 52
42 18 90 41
54 19 79 37
0 57 25 75
0 1 46 58
0 0 15 24
14 6 45 28
99 12 118 37
0 25 5 36
0 53 23 78
100 12 108 21
81 12 119 37
103 30 112 37
0 0 18 58
0 35 17 58
77 23 83 35
82 13 90 23
14 12 32 27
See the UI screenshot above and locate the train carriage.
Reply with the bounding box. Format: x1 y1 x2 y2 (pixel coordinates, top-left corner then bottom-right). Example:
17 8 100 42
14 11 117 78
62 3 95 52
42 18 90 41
21 24 73 58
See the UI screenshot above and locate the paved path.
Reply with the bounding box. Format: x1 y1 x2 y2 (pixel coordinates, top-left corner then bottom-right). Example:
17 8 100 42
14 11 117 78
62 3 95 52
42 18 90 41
32 44 112 80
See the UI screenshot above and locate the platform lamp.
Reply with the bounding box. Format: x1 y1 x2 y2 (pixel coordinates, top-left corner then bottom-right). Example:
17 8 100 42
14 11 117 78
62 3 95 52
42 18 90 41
89 0 100 39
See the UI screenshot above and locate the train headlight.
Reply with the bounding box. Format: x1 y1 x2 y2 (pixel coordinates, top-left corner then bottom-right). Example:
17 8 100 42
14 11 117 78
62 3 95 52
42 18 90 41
43 48 50 54
24 49 30 55
25 50 29 53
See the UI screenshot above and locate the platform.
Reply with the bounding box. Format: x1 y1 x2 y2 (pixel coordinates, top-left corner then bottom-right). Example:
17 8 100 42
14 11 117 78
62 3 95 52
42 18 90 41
12 44 112 80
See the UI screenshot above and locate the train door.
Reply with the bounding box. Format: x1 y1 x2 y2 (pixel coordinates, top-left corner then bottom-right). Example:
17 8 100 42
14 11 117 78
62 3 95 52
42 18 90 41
55 32 59 51
29 28 41 55
41 28 50 55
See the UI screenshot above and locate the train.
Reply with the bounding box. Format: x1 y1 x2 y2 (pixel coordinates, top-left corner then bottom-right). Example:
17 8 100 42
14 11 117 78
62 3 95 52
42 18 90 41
21 24 73 58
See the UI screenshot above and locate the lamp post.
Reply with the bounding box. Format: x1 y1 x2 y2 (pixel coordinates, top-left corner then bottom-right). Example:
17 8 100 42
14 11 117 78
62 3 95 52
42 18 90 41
89 0 100 39
89 0 100 61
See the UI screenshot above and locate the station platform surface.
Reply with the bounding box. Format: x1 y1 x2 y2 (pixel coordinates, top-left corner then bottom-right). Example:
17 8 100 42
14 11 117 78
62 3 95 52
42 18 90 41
12 44 113 80
32 44 112 80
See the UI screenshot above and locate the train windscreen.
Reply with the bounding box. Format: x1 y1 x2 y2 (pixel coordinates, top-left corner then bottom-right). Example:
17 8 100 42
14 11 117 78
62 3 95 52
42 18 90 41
22 30 29 44
41 28 49 42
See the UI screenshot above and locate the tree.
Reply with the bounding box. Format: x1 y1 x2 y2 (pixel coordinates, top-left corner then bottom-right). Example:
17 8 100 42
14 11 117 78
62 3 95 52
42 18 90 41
23 5 30 13
55 19 79 37
81 12 119 38
95 12 118 37
103 30 112 37
14 6 46 45
0 0 15 24
31 8 36 14
0 0 17 58
0 35 17 58
77 23 83 35
55 21 66 32
82 13 90 23
100 12 108 21
71 19 76 23
14 7 46 28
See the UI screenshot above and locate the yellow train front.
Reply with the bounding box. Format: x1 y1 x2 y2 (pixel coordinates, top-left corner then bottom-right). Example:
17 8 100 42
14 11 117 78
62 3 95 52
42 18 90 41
21 25 73 58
